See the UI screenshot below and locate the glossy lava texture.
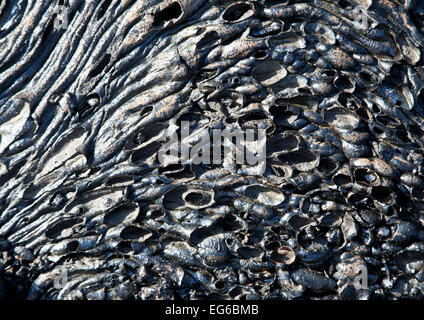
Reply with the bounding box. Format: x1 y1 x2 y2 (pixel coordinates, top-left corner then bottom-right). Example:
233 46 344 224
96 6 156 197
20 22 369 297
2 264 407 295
1 0 424 300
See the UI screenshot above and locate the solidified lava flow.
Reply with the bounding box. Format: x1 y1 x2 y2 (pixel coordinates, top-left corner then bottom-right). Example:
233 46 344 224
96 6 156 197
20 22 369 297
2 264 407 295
1 0 424 300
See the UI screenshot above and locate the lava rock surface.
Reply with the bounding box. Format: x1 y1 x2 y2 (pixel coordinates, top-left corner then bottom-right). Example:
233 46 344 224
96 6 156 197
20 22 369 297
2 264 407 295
1 0 424 300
